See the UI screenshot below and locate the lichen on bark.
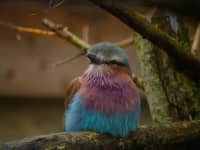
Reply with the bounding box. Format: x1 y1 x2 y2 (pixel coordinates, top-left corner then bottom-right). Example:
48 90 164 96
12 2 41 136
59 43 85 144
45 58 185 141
134 32 173 122
134 15 200 122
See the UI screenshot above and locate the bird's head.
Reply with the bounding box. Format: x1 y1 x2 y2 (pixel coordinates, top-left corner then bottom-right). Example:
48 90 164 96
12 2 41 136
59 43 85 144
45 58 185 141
86 42 132 76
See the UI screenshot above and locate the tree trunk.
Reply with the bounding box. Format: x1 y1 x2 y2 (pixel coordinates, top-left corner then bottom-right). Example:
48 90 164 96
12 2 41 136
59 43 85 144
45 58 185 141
134 15 200 122
134 32 173 122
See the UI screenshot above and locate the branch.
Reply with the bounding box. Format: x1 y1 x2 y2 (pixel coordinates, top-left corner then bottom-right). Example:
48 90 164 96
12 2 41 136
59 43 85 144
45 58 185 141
42 18 134 49
89 0 200 74
115 36 134 47
0 21 55 36
0 18 143 96
43 18 91 52
42 18 91 66
1 120 200 150
0 20 138 86
192 24 200 55
0 18 143 89
42 18 144 89
0 20 133 48
52 52 85 67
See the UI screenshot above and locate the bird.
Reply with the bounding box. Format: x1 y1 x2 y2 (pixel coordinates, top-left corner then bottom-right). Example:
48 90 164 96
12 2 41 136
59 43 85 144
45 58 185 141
64 42 140 137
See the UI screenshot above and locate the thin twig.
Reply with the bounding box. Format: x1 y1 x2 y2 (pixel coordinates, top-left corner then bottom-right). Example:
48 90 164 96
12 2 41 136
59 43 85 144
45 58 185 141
52 52 85 68
42 18 91 52
0 21 55 36
115 36 134 47
192 24 200 55
0 20 133 47
49 0 65 8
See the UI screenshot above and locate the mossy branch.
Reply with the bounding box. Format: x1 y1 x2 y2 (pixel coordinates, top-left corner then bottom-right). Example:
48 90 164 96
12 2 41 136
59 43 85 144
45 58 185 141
1 120 200 150
89 0 200 74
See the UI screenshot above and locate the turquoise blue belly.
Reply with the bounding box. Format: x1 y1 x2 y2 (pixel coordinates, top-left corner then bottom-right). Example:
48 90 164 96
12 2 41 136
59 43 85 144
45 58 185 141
64 95 140 137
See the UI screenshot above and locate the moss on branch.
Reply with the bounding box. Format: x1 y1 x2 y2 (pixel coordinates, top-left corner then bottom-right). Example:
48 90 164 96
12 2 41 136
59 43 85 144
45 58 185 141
1 120 200 150
134 32 174 122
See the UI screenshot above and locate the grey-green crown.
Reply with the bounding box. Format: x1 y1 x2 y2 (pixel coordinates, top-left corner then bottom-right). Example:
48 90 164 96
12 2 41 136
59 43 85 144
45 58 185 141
87 42 132 74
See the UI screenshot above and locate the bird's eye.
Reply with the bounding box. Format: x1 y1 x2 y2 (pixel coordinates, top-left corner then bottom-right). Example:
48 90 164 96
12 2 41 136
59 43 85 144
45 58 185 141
105 60 125 66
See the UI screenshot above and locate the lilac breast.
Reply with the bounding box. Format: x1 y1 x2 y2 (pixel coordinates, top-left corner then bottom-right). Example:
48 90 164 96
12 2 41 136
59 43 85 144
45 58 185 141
78 71 139 116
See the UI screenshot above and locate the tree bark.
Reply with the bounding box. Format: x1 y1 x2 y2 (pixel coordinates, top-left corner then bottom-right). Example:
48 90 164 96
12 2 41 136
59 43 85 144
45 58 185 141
1 120 200 150
134 32 173 122
134 32 200 121
134 15 200 121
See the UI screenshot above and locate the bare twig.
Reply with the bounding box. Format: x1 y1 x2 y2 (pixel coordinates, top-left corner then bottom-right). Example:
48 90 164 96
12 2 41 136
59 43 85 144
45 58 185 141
0 21 55 36
42 18 91 52
0 20 133 47
52 52 85 68
49 0 65 8
115 36 134 47
192 24 200 55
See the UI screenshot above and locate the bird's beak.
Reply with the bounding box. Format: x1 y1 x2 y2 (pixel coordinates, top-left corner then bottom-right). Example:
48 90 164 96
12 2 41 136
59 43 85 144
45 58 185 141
87 53 96 61
87 53 101 65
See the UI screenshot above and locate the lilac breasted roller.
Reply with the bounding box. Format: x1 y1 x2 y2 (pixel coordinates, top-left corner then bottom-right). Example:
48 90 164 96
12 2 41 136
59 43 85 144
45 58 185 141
64 42 140 137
